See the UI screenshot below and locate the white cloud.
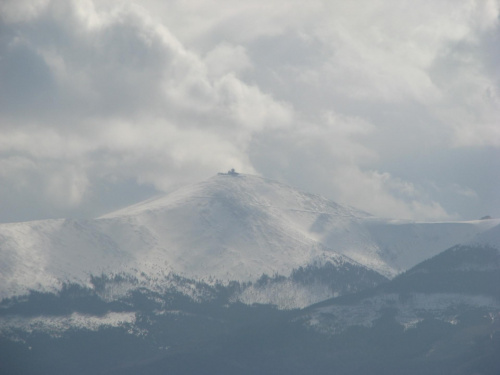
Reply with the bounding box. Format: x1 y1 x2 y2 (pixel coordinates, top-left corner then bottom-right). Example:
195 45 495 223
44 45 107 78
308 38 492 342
0 0 294 220
451 184 478 199
0 0 498 221
0 0 49 23
204 43 252 78
335 169 453 221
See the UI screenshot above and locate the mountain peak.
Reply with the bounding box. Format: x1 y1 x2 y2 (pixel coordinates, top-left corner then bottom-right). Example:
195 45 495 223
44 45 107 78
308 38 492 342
99 173 371 220
94 173 374 283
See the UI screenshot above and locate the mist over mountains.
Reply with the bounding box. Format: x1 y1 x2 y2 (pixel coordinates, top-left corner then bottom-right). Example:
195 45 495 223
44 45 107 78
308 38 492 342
1 174 499 374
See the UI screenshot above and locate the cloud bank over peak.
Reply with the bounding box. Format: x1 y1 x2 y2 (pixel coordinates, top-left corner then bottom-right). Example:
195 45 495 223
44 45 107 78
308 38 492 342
0 0 498 222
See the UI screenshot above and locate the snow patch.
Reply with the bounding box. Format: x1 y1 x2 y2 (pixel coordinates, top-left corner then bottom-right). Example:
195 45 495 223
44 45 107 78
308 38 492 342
307 293 500 335
237 280 336 310
0 311 137 337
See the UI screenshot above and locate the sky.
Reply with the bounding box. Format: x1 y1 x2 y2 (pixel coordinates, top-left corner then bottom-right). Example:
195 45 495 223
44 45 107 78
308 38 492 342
0 0 499 223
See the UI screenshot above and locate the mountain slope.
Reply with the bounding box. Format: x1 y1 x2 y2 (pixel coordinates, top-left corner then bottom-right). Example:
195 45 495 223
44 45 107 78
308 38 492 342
1 226 499 375
291 225 500 374
97 174 372 281
385 223 500 297
304 223 500 335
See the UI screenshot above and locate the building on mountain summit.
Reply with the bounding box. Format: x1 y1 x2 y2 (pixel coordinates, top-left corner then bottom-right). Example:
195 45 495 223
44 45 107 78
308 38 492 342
218 168 239 176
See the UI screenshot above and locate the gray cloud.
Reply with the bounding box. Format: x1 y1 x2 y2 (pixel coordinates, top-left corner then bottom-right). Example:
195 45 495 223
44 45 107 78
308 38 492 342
0 0 498 222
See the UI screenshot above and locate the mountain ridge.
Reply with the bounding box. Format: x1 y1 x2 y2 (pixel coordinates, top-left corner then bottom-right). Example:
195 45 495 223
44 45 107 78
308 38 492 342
0 173 498 305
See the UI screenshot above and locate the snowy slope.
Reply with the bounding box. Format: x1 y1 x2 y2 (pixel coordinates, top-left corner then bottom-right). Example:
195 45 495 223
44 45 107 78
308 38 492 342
97 174 373 280
304 224 500 335
0 219 132 299
0 174 497 301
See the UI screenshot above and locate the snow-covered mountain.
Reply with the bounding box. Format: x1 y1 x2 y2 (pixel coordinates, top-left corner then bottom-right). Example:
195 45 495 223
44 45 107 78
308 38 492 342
0 173 497 305
1 177 499 375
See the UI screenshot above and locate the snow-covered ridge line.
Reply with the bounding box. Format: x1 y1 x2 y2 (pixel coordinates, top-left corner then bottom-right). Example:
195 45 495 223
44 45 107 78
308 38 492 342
99 174 370 220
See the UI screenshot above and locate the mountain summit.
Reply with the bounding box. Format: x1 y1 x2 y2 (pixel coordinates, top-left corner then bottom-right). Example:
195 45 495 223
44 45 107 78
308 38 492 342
98 173 373 279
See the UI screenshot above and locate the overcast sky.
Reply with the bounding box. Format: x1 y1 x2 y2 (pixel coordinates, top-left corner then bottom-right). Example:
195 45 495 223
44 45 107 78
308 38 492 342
0 0 499 223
